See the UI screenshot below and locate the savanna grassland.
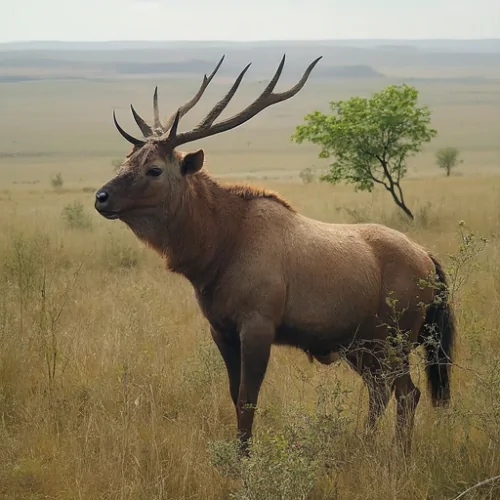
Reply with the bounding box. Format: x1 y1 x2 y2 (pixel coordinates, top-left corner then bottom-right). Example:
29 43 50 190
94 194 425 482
1 42 500 499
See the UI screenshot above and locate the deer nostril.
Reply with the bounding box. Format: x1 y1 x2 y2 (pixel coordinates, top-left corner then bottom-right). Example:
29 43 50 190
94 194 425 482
96 190 109 203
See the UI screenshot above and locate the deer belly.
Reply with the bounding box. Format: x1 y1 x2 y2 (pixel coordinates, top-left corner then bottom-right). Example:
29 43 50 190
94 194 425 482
283 272 379 334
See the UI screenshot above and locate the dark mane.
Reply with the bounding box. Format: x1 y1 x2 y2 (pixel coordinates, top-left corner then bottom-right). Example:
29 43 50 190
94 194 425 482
224 183 296 212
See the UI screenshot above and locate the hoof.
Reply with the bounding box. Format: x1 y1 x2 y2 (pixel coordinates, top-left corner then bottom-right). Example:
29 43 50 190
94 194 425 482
238 439 251 459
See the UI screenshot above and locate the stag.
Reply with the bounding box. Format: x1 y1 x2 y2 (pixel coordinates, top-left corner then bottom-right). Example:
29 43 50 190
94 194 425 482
95 54 455 456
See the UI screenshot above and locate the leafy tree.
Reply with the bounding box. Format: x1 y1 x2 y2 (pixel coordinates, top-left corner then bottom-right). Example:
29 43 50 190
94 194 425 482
436 146 462 176
291 84 437 220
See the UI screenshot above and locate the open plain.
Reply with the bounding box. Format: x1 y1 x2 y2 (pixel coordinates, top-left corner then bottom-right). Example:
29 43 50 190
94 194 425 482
1 41 500 499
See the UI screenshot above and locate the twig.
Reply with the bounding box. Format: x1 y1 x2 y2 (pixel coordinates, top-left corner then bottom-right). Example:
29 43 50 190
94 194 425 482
451 475 500 499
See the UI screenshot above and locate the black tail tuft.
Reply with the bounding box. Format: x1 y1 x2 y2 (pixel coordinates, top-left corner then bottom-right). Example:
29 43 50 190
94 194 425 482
420 253 456 407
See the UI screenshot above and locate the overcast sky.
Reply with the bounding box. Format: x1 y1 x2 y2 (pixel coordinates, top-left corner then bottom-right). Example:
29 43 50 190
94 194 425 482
2 0 499 42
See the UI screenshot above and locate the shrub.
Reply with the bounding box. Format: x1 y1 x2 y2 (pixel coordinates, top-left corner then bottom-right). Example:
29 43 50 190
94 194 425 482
61 201 92 230
299 167 315 184
50 172 64 190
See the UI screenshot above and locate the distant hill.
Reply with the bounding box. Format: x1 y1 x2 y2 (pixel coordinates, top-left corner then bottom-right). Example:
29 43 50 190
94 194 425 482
0 51 385 82
315 65 384 78
0 39 498 82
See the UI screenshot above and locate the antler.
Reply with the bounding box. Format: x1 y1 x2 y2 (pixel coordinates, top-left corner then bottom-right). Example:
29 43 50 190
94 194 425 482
113 55 226 145
112 54 322 149
164 54 323 147
161 55 225 133
141 55 225 136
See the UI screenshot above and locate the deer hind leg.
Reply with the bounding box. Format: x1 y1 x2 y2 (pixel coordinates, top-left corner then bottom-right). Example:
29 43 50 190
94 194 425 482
393 362 421 456
363 370 393 437
361 358 420 456
346 345 394 444
388 313 423 456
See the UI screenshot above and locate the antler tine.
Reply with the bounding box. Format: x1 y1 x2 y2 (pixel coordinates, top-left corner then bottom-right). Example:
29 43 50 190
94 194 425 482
161 55 226 133
168 55 322 148
114 56 226 143
126 86 165 138
168 110 181 140
127 87 164 137
195 55 286 131
130 104 154 137
196 63 252 129
153 86 163 131
263 55 323 104
113 110 146 147
260 54 286 97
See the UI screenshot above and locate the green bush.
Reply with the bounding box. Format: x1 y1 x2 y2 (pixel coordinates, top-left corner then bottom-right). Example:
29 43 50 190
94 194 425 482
299 167 315 184
61 201 92 230
50 172 64 190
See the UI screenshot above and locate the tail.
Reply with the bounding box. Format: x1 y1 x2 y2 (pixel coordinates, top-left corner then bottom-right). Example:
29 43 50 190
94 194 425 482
420 253 456 407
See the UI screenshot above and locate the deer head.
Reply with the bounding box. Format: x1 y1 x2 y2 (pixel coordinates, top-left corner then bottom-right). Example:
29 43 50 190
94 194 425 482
94 54 322 222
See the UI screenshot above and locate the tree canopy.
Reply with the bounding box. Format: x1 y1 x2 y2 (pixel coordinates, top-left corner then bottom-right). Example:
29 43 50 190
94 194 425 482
291 84 437 220
436 146 462 176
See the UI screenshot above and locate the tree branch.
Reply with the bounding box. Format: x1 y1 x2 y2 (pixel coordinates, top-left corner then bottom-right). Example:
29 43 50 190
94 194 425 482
377 157 395 191
451 475 500 500
367 171 391 191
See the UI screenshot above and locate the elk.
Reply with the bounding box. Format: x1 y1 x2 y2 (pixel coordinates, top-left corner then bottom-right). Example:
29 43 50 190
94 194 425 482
95 54 455 456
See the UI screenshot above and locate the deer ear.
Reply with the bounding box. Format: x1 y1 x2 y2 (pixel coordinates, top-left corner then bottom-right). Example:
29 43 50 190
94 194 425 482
180 149 204 176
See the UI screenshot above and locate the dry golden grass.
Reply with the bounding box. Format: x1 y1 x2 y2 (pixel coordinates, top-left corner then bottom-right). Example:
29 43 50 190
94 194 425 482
1 175 500 500
1 74 500 499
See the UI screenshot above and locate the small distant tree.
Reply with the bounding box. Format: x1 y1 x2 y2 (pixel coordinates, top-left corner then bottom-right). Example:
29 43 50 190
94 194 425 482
50 172 64 190
299 167 315 184
291 84 437 220
436 146 462 176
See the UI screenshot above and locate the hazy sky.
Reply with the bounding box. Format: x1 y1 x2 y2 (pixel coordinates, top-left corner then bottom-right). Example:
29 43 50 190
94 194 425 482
2 0 500 42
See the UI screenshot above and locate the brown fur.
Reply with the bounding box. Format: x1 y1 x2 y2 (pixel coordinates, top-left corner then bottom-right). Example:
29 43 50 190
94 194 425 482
223 182 296 212
96 58 456 454
95 143 456 457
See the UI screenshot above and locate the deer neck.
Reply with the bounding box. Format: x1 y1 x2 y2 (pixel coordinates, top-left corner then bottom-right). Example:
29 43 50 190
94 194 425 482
123 173 243 290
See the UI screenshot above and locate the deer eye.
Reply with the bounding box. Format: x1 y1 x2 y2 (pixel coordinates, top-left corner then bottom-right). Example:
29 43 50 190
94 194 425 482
147 166 163 177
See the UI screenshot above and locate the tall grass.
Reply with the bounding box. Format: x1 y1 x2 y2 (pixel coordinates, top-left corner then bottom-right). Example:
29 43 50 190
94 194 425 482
1 175 500 499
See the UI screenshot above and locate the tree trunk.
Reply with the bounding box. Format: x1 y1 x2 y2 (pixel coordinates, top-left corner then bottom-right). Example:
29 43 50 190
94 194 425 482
376 159 414 221
389 188 414 220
